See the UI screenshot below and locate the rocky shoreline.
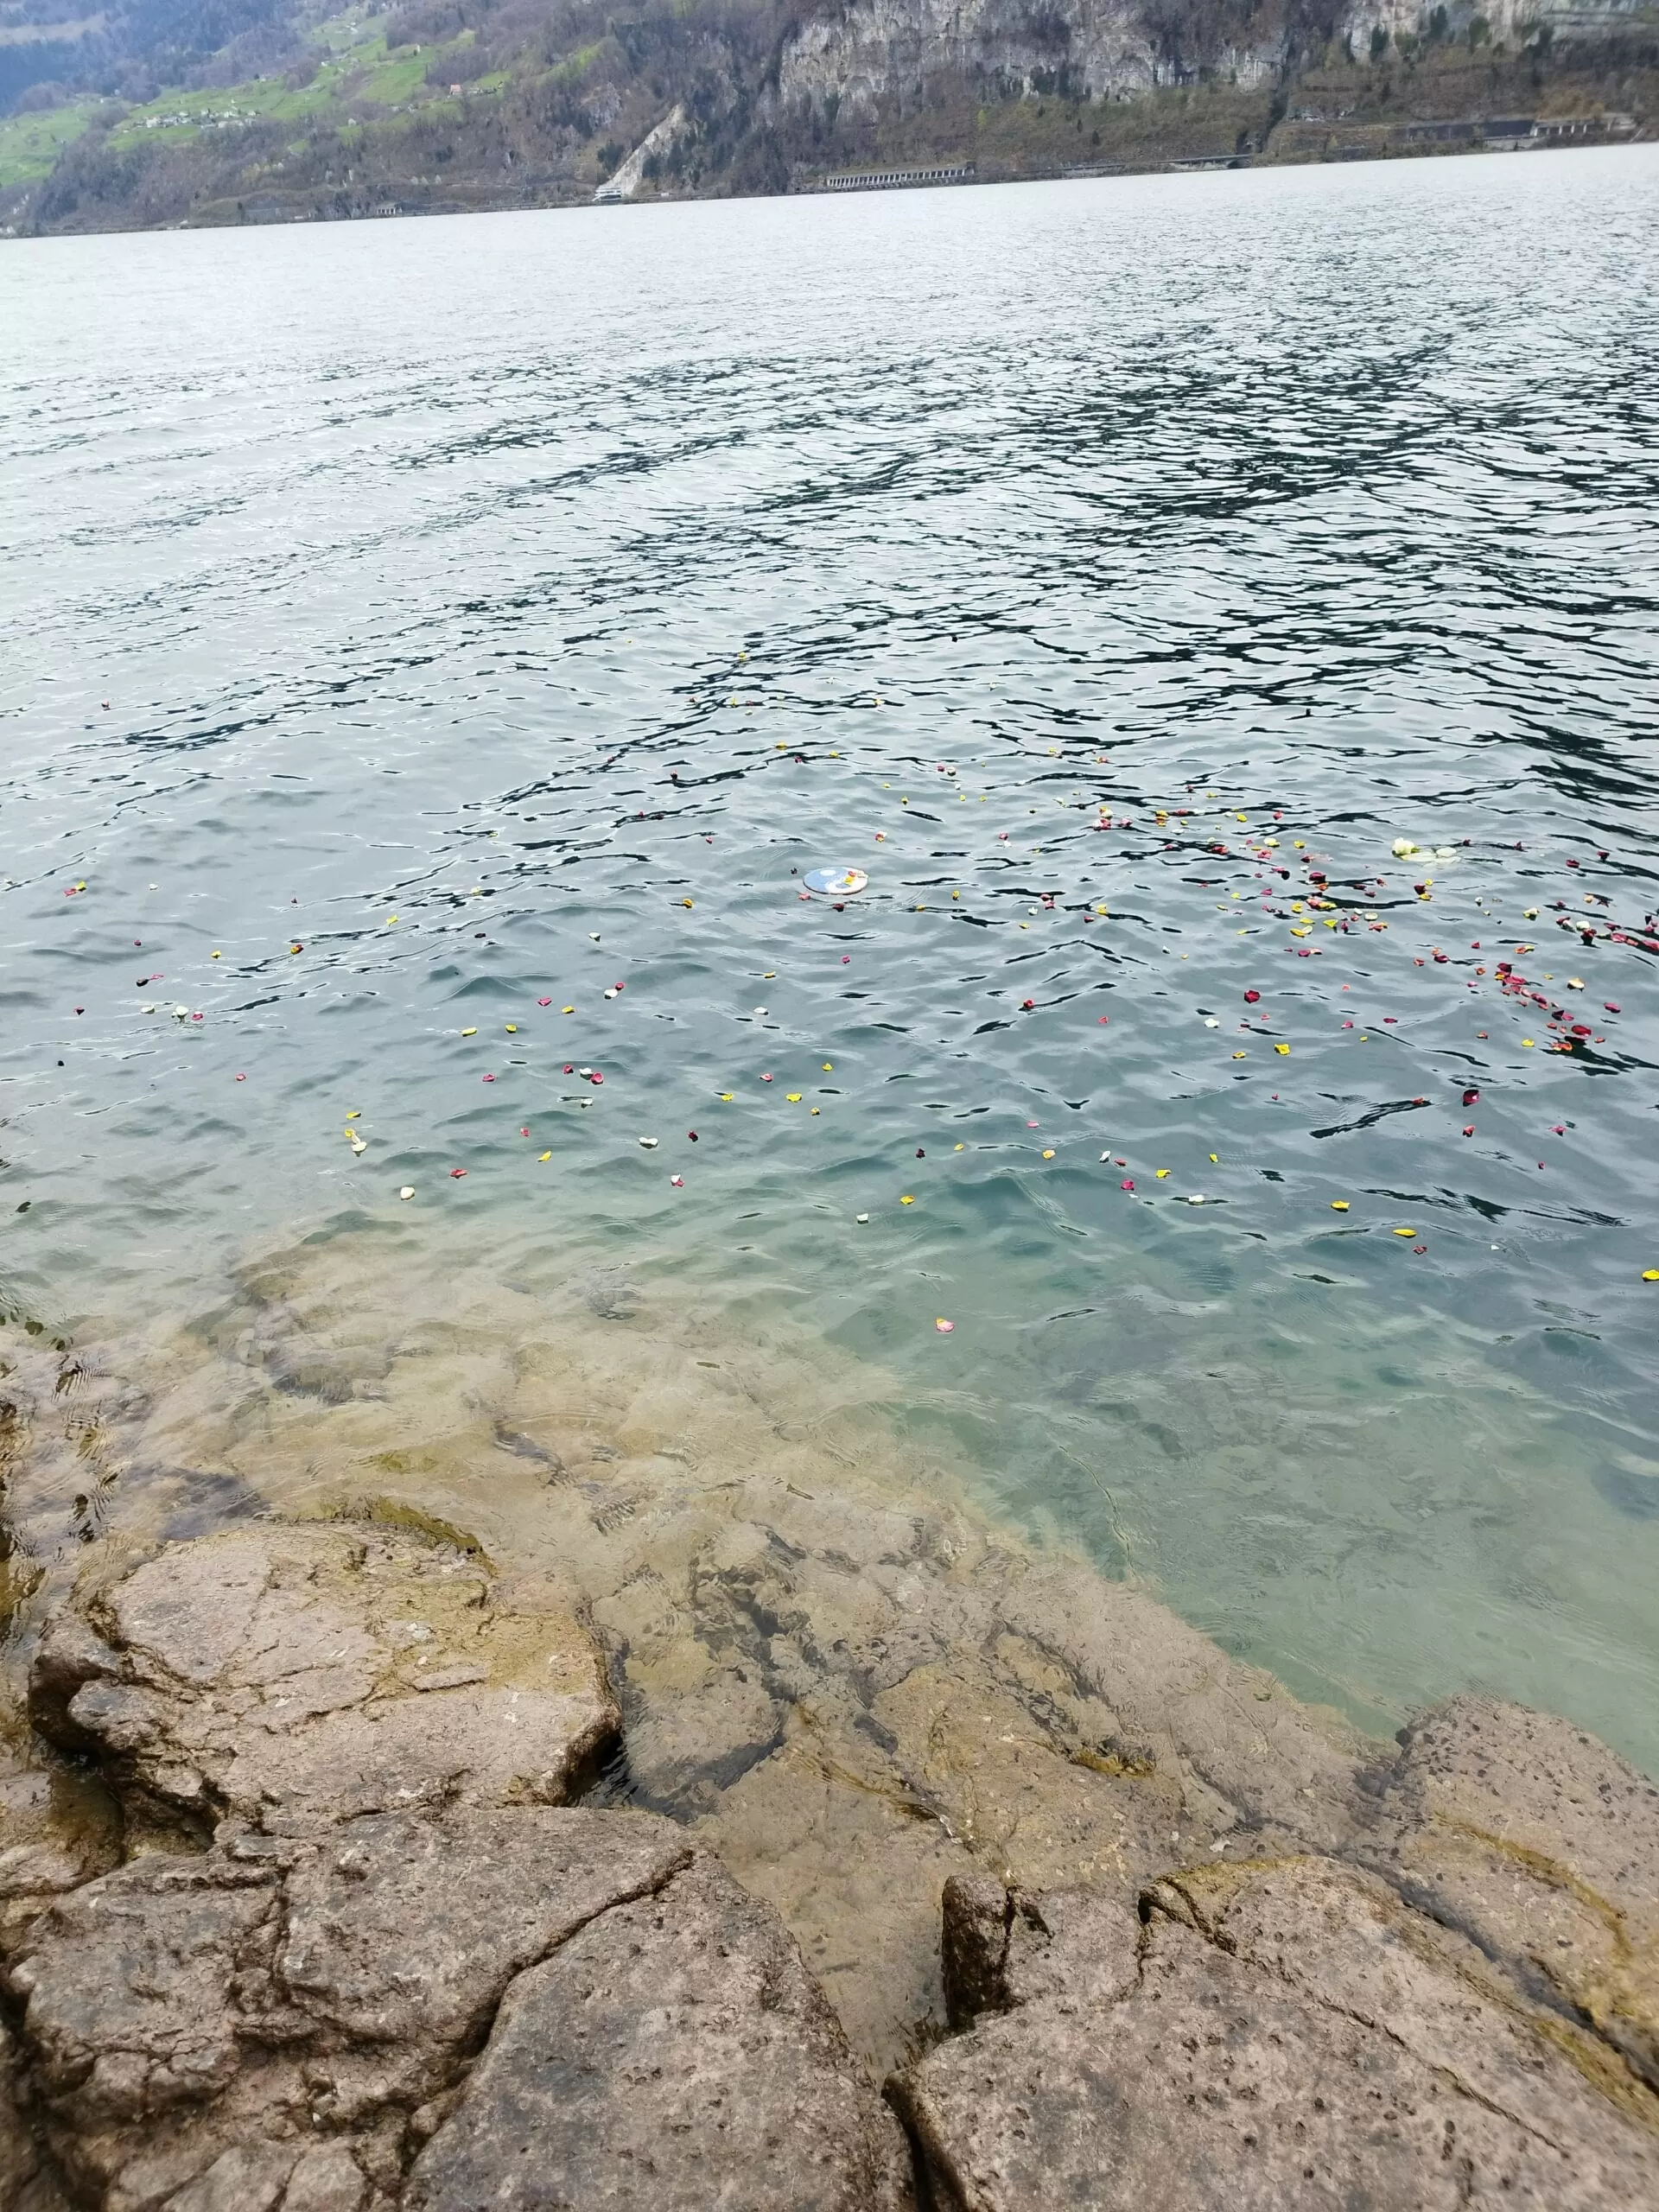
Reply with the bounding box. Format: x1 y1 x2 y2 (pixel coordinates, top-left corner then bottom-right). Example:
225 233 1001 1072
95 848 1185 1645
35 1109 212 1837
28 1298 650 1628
1 1517 1655 2210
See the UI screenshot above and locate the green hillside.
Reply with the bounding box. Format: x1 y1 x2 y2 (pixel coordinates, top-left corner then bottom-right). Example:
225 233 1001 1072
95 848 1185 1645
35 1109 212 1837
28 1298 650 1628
1 0 1654 236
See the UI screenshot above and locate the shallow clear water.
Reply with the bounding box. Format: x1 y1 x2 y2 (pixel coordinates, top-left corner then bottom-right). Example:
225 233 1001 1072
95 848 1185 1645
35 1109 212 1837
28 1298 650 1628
4 149 1659 1766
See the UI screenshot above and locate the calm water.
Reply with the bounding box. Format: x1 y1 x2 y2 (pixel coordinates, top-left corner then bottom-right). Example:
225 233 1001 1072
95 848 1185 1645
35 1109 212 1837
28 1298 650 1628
5 150 1659 1765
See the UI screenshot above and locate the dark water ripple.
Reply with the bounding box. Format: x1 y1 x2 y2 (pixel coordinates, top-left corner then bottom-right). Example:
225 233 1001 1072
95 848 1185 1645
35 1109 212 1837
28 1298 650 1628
3 150 1659 1763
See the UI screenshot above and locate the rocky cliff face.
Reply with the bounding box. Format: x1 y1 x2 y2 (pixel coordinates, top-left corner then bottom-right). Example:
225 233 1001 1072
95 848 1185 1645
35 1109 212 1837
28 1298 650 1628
1342 0 1655 43
779 0 1294 113
777 0 1656 128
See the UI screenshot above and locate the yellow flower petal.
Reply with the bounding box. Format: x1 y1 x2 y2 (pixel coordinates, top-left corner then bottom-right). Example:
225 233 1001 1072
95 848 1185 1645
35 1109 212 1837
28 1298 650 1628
900 1195 914 1205
461 1027 477 1037
1393 1227 1416 1237
1331 1200 1349 1211
1155 1169 1169 1179
1274 1043 1290 1054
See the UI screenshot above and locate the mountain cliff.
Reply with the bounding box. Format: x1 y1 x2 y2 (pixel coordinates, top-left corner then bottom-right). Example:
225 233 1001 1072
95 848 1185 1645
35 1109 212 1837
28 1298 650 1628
1 0 1654 235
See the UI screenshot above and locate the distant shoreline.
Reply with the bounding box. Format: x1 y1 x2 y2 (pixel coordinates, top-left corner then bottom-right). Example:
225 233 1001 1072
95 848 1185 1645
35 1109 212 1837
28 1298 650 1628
5 37 1653 243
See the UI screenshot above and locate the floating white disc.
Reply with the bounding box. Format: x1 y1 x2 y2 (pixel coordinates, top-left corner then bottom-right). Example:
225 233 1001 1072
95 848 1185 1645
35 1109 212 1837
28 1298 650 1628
804 867 868 898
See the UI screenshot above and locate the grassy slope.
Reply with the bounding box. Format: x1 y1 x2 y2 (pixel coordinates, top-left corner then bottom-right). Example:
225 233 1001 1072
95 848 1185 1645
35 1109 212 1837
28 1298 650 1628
0 99 103 188
1 10 493 186
99 23 485 145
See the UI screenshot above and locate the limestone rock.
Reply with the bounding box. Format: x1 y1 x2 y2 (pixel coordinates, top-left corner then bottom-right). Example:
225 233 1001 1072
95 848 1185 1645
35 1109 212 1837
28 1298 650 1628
0 2018 66 2212
10 1246 1388 2075
1363 1694 1659 2098
993 1560 1369 1851
894 1853 1659 2211
405 1856 914 2211
0 1719 123 1969
779 0 1172 116
938 1872 1013 2026
606 1504 1273 2066
28 1523 619 1839
1 1804 692 2209
938 1871 1141 2027
620 1662 785 1809
701 1731 970 2070
0 1802 910 2212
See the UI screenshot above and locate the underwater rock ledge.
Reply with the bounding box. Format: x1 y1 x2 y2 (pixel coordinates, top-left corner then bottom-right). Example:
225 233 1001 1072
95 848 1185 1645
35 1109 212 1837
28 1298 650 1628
0 1520 1655 2209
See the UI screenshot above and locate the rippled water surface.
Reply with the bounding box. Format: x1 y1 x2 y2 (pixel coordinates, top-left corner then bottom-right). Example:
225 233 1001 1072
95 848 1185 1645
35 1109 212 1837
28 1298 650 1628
5 150 1659 1766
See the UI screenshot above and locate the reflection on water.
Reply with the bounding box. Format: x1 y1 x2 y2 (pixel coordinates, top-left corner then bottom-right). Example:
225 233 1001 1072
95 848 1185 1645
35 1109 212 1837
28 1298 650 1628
2 149 1659 1774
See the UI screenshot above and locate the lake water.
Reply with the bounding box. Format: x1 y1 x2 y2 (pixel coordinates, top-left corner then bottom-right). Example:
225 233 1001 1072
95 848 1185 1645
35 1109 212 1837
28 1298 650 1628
4 148 1659 1771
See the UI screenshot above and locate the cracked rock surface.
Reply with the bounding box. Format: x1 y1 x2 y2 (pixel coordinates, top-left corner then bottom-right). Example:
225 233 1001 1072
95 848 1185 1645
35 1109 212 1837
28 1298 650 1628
1 2017 67 2212
894 1697 1659 2211
1359 1694 1659 2099
27 1523 619 1842
3 1808 908 2211
404 1857 914 2210
0 1526 914 2210
4 1274 1659 2208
